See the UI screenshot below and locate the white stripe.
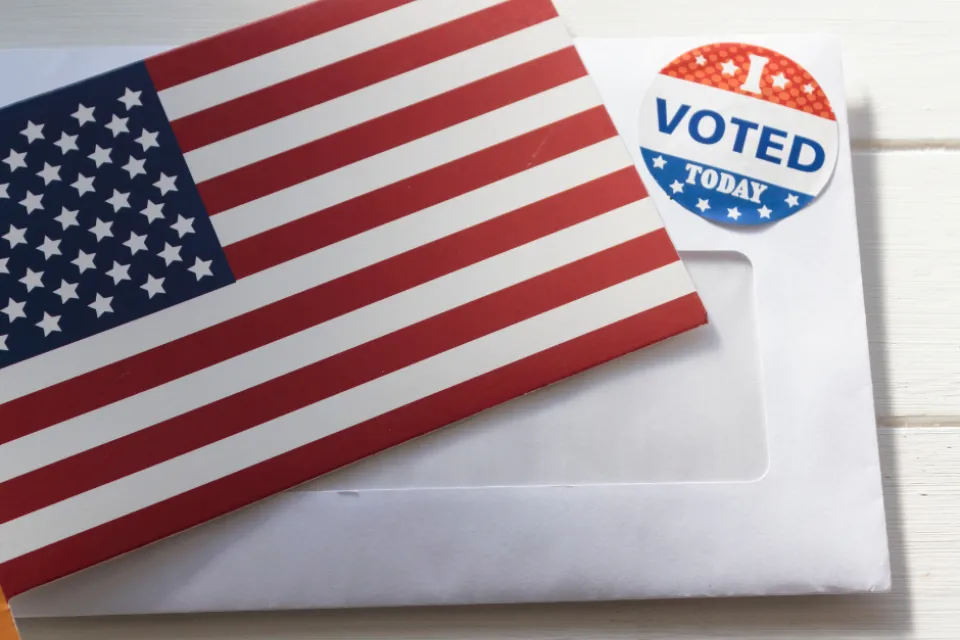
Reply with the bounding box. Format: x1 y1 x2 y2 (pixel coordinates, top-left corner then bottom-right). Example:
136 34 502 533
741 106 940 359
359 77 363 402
157 0 510 120
0 201 663 482
0 261 694 563
0 138 629 406
640 75 838 193
210 76 602 246
185 18 572 183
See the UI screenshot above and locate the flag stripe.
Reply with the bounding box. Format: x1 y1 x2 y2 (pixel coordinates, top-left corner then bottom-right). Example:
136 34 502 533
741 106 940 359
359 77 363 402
0 261 696 569
195 45 583 215
170 0 558 153
208 76 601 246
225 107 620 278
145 0 420 90
184 18 572 184
0 291 704 598
0 173 649 472
0 136 627 411
152 0 508 117
0 227 678 523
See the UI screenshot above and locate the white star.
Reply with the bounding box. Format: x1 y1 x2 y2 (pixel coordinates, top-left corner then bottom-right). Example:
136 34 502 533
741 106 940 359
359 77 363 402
72 103 96 127
89 293 114 317
105 114 129 137
140 199 165 223
53 132 79 155
36 312 61 337
803 83 815 95
695 54 707 66
0 335 6 351
3 149 27 172
170 214 195 238
3 225 27 248
123 231 149 255
122 156 147 179
88 145 112 168
0 183 7 199
71 173 96 196
154 173 178 196
105 189 130 212
651 155 667 170
72 249 97 273
157 242 182 266
54 279 79 303
135 129 159 152
188 257 213 281
89 218 114 242
105 261 131 285
695 198 710 213
20 191 44 213
118 87 143 111
758 205 773 219
36 162 61 185
20 121 44 143
727 207 742 221
55 206 80 230
36 236 61 260
0 257 7 274
2 298 26 322
720 59 739 76
20 268 44 291
771 72 790 89
669 180 684 194
785 193 800 208
141 274 166 299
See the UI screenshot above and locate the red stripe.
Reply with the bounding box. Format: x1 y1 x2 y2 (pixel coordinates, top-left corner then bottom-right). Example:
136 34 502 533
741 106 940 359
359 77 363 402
0 228 678 525
144 0 419 91
171 0 558 152
0 168 643 448
197 47 586 215
227 106 620 278
0 292 706 598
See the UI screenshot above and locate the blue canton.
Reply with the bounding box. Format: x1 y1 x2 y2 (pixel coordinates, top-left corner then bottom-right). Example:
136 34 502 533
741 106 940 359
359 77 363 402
0 62 235 369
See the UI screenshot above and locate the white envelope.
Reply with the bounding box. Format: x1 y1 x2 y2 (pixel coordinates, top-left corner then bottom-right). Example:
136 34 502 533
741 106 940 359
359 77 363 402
9 35 889 617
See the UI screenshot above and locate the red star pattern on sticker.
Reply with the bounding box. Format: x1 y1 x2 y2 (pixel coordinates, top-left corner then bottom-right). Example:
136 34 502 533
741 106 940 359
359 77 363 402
661 43 835 121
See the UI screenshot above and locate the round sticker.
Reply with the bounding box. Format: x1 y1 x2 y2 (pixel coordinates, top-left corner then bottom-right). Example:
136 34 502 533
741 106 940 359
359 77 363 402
637 43 838 226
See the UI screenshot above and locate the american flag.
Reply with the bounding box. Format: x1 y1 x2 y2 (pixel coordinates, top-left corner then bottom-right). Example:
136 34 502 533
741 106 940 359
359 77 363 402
0 0 705 597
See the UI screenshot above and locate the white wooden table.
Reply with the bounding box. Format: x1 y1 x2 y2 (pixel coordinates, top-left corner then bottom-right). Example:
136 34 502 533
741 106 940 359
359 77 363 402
4 1 958 638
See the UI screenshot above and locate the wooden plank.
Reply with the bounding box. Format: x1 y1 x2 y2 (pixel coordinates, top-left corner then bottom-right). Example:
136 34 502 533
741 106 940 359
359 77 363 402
15 426 960 640
0 0 956 142
854 150 960 417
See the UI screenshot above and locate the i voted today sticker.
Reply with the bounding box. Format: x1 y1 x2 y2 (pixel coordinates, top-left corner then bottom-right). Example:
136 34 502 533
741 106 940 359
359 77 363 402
638 43 838 226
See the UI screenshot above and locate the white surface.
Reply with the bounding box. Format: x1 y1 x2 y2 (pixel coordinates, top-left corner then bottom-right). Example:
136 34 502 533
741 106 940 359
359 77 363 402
0 0 954 638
